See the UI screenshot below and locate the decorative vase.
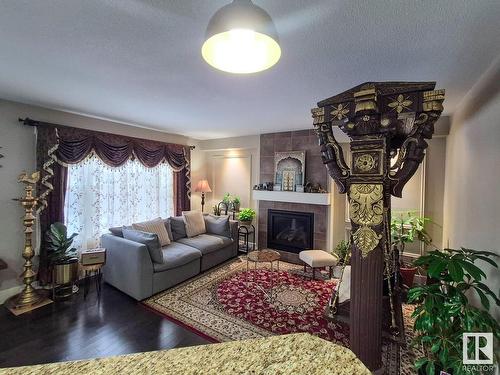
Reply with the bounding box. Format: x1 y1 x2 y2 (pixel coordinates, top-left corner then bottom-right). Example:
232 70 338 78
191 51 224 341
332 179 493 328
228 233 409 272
239 220 252 226
400 266 417 288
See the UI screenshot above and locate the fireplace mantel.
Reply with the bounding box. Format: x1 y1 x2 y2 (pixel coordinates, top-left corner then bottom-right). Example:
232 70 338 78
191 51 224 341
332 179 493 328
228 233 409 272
252 190 331 206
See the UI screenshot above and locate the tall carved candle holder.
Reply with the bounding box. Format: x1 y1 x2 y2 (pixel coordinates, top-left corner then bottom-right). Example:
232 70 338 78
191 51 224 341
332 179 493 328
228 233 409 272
312 82 444 371
6 171 52 315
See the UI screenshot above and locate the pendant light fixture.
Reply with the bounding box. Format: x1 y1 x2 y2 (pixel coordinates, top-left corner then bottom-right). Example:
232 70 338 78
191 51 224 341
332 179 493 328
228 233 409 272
201 0 281 74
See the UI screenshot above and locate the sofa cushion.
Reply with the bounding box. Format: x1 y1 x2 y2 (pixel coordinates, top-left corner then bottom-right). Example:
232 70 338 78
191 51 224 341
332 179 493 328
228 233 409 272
169 216 187 241
163 218 173 242
182 211 206 238
153 242 202 272
109 226 123 237
109 225 133 237
122 228 163 263
177 234 233 255
204 215 230 238
132 217 171 246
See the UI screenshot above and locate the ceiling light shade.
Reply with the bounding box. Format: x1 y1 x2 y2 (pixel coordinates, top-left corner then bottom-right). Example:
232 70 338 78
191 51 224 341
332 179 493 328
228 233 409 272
202 0 281 74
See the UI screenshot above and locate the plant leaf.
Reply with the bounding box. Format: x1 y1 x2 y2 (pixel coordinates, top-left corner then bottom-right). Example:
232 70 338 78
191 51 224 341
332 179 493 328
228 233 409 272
448 260 464 282
457 259 486 280
474 287 490 310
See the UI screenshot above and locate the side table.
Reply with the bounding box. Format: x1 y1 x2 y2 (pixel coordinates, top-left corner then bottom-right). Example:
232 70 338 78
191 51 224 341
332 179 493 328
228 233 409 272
81 263 104 300
238 224 255 253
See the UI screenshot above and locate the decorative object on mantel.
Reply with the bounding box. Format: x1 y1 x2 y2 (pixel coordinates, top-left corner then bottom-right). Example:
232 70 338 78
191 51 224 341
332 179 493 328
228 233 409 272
304 181 327 193
312 81 444 371
5 171 53 315
274 151 305 192
253 181 274 191
194 179 212 213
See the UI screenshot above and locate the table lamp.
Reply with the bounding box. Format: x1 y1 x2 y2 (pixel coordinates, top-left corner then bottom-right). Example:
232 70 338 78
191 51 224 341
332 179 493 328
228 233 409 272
194 179 212 212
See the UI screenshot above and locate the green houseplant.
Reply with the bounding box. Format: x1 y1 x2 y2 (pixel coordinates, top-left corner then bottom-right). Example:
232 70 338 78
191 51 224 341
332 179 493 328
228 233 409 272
391 212 433 287
333 240 350 265
46 222 79 286
232 196 241 212
237 208 256 226
222 193 240 212
408 247 500 375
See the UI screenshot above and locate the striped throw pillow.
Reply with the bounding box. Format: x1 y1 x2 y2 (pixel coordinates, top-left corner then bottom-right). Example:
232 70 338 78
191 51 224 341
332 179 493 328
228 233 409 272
132 217 171 246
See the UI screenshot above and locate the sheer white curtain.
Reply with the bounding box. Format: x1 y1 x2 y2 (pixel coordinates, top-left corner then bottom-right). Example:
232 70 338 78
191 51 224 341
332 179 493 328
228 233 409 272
64 154 174 250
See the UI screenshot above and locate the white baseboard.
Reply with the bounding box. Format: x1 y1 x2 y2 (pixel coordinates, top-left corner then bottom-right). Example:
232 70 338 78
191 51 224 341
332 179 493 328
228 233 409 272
0 285 24 305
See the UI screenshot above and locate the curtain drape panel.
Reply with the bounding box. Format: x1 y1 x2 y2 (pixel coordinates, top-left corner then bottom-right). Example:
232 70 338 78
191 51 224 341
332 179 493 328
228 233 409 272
35 123 191 283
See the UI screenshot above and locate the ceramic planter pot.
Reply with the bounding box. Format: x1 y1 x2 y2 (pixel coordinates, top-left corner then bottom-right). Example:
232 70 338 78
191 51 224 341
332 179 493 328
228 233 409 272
400 266 418 288
239 219 252 226
53 258 79 285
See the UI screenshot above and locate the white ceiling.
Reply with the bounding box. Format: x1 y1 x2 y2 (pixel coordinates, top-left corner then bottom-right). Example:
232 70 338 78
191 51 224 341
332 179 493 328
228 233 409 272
0 0 499 139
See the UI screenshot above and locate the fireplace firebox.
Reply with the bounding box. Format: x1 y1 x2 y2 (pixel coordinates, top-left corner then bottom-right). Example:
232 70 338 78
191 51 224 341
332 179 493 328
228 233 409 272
267 209 314 253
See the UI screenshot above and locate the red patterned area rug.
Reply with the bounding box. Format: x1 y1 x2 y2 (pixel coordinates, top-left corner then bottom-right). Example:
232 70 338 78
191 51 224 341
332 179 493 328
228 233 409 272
143 257 418 374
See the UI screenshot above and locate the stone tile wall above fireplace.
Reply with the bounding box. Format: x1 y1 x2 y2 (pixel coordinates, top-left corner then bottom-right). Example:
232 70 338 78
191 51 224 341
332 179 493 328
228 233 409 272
258 130 329 254
259 130 328 190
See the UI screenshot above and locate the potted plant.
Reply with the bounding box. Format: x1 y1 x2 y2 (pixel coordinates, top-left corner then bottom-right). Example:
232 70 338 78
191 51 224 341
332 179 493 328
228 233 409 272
391 212 432 288
232 196 241 212
408 247 499 375
333 239 350 265
331 239 351 278
46 222 79 286
237 208 256 226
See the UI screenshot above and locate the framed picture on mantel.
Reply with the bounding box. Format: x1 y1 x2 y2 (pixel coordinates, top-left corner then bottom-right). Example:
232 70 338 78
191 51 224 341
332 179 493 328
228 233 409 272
274 151 305 192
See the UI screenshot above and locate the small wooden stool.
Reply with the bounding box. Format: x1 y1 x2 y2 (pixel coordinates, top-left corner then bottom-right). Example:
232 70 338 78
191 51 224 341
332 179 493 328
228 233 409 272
299 250 339 279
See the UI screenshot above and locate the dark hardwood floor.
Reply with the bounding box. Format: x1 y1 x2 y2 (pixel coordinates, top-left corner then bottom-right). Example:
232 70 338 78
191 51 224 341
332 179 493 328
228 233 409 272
0 283 209 368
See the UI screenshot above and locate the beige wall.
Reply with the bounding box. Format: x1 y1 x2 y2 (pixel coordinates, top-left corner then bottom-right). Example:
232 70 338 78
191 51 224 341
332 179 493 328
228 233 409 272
191 135 260 213
0 99 194 302
443 57 500 320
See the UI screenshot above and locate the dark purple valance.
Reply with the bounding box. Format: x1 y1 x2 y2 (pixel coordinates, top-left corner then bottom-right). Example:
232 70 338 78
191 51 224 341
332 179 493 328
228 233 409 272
37 124 190 171
33 121 191 284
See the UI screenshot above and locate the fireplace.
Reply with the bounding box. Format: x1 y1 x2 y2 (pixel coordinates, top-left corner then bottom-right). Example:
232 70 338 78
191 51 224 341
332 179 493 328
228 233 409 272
267 209 314 253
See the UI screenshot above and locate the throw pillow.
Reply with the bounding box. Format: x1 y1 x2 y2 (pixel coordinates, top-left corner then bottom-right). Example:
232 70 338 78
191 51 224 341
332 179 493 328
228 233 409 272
109 226 123 237
163 218 174 242
132 217 171 246
169 216 187 240
122 228 163 263
182 211 206 238
204 214 230 238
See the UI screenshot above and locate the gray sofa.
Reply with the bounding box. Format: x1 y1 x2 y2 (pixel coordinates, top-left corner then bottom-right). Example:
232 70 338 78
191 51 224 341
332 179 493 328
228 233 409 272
101 216 238 300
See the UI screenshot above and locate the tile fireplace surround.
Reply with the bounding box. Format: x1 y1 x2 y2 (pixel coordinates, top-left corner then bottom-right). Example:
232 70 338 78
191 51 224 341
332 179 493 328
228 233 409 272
258 131 329 254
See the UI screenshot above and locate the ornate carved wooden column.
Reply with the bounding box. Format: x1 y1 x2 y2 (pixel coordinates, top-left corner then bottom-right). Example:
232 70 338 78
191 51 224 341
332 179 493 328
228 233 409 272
311 82 444 371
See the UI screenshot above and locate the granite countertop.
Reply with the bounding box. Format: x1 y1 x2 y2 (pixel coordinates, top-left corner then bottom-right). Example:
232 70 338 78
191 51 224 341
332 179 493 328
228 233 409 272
0 333 370 375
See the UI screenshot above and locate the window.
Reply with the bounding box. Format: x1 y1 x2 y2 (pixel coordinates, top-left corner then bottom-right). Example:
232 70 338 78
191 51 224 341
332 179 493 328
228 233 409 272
64 154 174 250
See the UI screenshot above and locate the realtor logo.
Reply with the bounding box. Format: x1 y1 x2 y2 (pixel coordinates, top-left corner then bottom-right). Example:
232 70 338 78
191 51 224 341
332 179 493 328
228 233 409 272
463 333 493 365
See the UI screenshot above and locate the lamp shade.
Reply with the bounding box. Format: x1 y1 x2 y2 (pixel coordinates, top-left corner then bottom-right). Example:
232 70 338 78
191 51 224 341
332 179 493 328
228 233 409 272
194 179 212 193
201 0 281 74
